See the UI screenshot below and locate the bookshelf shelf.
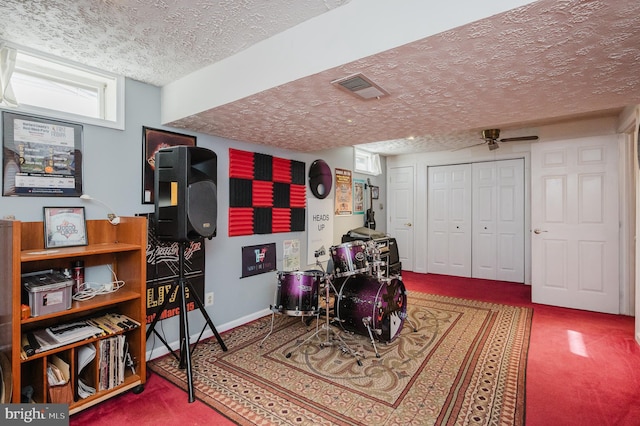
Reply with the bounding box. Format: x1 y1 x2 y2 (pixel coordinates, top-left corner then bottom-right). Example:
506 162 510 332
1 217 147 415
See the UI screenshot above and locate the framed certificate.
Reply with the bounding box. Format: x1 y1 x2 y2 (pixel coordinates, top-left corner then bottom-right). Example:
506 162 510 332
43 207 88 249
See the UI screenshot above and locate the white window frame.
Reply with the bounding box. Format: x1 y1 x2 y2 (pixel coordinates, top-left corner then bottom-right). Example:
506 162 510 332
4 43 124 130
354 147 382 176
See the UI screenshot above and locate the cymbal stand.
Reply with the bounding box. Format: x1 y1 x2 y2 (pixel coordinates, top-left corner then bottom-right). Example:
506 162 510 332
285 253 364 366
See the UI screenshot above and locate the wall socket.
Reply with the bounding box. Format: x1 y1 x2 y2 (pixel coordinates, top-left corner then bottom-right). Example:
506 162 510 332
205 292 214 307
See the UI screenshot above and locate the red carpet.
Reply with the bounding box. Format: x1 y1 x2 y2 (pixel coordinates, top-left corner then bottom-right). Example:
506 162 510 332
71 272 640 426
401 272 640 426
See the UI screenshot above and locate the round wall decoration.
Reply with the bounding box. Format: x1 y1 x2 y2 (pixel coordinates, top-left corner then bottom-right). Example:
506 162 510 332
308 159 332 199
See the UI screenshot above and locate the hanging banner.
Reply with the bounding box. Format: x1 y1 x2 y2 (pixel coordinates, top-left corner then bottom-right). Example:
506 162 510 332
142 214 205 324
307 196 333 266
334 168 352 215
241 242 277 278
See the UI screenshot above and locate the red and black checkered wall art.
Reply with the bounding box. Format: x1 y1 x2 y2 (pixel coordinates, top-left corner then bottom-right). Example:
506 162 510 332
229 148 306 236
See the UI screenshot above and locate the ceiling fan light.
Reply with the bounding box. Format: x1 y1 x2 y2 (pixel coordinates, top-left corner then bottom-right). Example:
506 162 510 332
488 140 499 151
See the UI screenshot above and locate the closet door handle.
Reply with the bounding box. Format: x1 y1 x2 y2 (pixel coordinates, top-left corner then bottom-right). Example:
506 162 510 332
533 228 548 234
404 223 412 227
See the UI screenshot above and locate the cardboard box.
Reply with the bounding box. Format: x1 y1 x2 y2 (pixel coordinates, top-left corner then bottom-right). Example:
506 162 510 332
22 270 73 317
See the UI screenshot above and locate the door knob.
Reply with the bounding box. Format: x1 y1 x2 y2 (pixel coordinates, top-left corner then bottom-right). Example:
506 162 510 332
533 229 548 234
404 223 412 227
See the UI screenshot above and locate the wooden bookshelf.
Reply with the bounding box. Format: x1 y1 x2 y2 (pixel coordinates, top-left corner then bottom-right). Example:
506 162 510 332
1 217 147 414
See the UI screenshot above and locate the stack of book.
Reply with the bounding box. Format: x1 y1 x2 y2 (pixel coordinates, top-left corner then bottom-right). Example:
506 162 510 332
98 335 126 391
21 313 140 359
88 313 141 335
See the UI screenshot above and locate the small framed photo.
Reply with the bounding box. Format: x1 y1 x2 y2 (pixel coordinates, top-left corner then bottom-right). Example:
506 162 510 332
43 207 88 249
371 185 380 200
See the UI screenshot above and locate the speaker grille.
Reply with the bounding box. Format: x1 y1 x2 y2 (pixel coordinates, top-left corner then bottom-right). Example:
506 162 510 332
187 180 217 239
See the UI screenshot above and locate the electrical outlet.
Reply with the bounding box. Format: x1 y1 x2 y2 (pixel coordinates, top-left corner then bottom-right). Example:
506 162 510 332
205 292 214 307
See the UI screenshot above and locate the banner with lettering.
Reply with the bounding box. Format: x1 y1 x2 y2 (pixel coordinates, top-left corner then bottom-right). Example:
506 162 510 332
306 196 333 265
142 214 206 324
241 242 277 278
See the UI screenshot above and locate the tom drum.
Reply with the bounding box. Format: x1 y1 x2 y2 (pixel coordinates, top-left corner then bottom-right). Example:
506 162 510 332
330 241 368 278
276 270 322 316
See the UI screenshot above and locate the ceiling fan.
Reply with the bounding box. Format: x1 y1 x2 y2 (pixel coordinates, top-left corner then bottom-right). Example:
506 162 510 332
481 128 539 151
455 129 539 151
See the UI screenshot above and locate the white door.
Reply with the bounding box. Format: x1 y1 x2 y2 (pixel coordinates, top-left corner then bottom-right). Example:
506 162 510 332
428 164 472 277
389 166 414 271
472 159 525 282
531 137 619 314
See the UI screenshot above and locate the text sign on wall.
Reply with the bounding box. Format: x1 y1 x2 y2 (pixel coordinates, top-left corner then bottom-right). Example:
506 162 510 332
143 214 205 324
241 242 277 278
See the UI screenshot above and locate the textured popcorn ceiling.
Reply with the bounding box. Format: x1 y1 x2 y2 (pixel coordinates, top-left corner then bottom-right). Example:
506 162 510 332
1 0 639 154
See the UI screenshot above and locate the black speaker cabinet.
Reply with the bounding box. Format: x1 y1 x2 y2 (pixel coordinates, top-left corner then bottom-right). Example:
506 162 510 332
154 146 217 242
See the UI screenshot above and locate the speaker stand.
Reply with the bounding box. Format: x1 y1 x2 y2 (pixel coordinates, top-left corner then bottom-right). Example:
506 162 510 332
146 241 227 402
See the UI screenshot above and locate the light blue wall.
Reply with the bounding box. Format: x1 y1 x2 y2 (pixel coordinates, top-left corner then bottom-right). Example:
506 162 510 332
0 79 387 358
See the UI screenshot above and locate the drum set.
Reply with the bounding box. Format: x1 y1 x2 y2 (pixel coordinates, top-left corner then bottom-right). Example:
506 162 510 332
260 239 415 365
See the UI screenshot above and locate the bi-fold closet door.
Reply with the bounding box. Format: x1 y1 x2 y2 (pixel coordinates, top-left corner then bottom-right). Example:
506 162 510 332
427 159 524 283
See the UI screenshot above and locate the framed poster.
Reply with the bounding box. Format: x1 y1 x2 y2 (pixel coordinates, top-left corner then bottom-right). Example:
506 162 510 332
353 179 365 215
43 207 88 249
371 185 380 199
334 168 352 215
3 112 83 197
142 126 196 204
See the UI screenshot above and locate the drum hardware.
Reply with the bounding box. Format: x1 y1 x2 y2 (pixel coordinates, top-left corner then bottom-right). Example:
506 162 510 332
260 305 319 348
361 316 381 358
284 250 364 366
259 269 323 348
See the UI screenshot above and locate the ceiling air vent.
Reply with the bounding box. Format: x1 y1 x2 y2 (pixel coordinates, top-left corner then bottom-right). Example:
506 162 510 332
331 73 388 100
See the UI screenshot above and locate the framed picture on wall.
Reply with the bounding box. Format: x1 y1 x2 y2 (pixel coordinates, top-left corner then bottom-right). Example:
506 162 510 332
371 185 379 200
142 126 196 204
2 111 83 197
43 207 88 248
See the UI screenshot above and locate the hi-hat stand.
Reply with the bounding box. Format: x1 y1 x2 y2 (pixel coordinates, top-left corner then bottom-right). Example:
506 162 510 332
146 240 227 403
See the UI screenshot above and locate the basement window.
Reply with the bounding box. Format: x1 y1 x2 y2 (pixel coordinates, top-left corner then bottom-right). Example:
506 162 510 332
354 147 382 176
4 44 124 129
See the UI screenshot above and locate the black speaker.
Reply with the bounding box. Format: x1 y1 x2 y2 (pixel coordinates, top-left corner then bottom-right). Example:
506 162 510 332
154 146 217 242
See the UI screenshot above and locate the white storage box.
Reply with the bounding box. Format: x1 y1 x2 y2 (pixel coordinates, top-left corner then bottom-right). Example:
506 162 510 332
23 270 73 317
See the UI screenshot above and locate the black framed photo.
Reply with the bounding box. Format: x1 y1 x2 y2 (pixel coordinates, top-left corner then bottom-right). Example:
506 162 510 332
3 111 83 197
142 126 196 204
371 185 379 200
43 207 88 249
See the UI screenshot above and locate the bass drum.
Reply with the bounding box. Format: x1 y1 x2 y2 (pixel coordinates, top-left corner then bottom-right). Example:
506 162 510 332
276 270 322 316
335 274 407 343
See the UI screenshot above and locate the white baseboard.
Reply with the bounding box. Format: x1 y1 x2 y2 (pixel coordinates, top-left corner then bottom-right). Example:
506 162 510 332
146 307 272 361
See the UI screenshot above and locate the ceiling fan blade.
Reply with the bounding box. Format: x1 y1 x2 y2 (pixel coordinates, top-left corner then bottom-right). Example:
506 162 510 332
451 141 487 151
500 136 539 142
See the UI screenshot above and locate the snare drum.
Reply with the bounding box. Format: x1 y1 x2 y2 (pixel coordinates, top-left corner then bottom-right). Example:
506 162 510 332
276 270 322 316
330 241 368 278
335 273 407 343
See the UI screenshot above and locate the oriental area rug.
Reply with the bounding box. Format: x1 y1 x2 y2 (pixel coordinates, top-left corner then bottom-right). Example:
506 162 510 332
148 292 532 425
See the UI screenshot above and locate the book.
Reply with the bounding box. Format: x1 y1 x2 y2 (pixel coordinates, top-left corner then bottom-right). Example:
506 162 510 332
46 321 104 344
